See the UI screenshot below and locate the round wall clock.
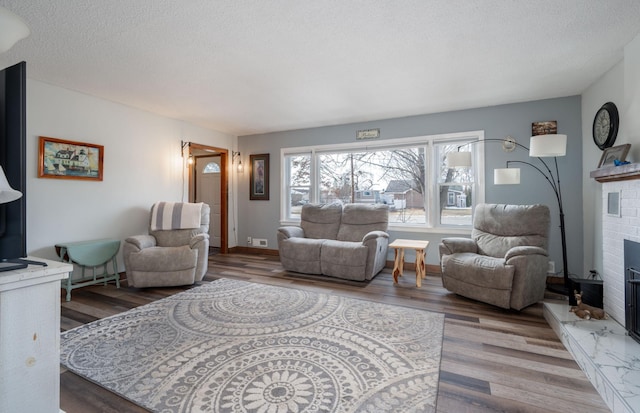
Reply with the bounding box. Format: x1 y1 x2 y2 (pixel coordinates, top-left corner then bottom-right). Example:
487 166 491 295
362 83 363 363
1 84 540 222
592 102 619 150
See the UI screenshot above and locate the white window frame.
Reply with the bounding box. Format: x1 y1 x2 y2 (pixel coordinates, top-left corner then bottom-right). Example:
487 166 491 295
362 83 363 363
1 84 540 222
280 130 485 234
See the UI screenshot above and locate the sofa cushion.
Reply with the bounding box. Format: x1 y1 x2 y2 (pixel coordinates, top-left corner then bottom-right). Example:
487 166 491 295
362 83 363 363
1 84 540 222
300 203 342 240
441 253 514 290
279 238 324 274
472 204 549 257
337 204 389 242
320 239 368 281
128 245 197 271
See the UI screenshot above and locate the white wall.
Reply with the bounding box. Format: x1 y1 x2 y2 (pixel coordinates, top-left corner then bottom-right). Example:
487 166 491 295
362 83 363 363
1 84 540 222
624 34 640 143
26 80 237 267
582 32 640 276
581 62 624 275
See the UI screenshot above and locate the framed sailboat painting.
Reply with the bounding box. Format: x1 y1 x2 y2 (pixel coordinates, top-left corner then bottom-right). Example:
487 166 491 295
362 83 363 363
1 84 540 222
38 136 104 181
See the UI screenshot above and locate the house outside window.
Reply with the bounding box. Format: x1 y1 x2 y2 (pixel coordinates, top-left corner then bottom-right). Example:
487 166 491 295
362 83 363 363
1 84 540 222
281 131 484 230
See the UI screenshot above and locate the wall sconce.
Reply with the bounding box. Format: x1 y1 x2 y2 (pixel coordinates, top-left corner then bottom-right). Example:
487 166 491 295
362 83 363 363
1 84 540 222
232 151 243 173
181 140 193 165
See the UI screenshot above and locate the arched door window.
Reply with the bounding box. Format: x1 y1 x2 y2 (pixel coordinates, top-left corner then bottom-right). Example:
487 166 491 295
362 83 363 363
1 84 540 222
203 161 220 174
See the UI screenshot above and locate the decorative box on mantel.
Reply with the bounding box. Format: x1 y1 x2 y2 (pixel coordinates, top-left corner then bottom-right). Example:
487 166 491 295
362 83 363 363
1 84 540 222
590 162 640 182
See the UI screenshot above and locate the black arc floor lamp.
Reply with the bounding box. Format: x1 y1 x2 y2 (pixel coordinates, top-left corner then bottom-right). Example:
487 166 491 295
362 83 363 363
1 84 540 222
447 134 575 306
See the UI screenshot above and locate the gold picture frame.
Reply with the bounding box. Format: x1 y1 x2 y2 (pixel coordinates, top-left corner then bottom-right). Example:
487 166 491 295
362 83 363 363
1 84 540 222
38 136 104 181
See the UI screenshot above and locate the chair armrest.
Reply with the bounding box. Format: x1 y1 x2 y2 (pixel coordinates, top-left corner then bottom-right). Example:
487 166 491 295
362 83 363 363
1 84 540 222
190 233 210 249
362 230 389 243
278 226 304 239
439 237 477 255
505 246 548 262
124 235 156 250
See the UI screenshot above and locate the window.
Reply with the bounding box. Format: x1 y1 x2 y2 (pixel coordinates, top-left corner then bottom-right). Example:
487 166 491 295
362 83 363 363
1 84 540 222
436 141 476 226
284 153 312 218
281 131 484 230
203 161 220 173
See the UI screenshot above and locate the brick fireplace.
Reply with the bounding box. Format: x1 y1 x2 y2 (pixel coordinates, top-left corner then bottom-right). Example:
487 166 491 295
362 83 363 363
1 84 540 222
595 164 640 328
541 163 640 413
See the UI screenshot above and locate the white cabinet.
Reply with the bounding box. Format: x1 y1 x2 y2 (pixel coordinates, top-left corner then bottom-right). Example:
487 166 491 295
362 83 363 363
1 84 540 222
0 258 72 413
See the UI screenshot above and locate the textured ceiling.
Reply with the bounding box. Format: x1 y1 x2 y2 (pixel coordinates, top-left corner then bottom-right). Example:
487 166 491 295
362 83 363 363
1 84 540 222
1 1 640 136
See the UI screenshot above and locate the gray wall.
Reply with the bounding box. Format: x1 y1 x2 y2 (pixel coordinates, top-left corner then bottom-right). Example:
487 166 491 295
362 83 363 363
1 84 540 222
238 96 583 276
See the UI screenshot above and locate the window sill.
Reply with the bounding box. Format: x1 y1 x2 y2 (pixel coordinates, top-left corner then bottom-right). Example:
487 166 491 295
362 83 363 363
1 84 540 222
280 219 472 236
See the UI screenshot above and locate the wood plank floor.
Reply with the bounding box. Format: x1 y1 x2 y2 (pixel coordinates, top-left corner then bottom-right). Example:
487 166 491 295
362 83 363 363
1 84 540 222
59 253 610 413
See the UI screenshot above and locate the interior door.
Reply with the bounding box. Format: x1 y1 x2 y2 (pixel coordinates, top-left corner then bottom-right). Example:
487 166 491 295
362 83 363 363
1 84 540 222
195 156 221 248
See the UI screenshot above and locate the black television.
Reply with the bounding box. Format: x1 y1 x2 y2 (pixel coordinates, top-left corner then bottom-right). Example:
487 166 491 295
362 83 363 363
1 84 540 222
0 61 27 267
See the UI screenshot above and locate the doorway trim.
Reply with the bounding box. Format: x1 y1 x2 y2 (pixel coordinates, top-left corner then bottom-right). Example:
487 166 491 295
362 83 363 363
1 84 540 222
187 143 228 254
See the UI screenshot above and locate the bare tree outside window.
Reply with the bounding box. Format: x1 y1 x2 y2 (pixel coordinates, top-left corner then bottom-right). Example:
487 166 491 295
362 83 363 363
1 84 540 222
282 132 481 227
287 154 311 217
317 147 427 224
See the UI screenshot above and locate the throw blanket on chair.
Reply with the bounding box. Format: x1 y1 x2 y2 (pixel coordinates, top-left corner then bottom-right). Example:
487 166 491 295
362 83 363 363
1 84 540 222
150 202 203 230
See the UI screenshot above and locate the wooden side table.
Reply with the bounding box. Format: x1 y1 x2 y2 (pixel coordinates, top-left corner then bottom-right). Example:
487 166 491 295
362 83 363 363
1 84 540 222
55 239 121 301
389 239 430 287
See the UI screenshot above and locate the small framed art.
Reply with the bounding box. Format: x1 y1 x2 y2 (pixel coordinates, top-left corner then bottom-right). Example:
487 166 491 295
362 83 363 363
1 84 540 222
607 191 621 217
38 136 104 181
597 143 631 168
532 121 557 136
249 153 269 200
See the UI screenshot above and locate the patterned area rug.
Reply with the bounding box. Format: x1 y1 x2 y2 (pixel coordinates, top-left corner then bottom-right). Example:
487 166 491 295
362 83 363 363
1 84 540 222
60 279 444 412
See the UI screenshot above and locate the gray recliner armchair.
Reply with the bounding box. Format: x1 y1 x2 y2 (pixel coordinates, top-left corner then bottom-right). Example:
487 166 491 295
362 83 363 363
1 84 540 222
439 203 550 310
123 202 210 288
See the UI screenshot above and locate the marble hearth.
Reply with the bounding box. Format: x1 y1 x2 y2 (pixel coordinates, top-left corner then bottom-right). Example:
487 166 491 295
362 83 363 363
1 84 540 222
544 302 640 413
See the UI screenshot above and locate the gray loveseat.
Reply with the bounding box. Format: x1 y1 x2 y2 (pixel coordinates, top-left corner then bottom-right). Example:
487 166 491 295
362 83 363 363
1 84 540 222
439 203 550 310
277 203 389 281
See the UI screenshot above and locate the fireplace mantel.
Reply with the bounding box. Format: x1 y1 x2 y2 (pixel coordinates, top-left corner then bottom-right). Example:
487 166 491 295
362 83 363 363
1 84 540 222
590 162 640 182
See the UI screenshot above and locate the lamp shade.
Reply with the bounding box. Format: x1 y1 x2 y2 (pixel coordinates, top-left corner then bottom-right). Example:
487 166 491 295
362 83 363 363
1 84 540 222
0 166 22 204
446 151 472 168
0 6 30 54
494 168 520 185
529 134 567 157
